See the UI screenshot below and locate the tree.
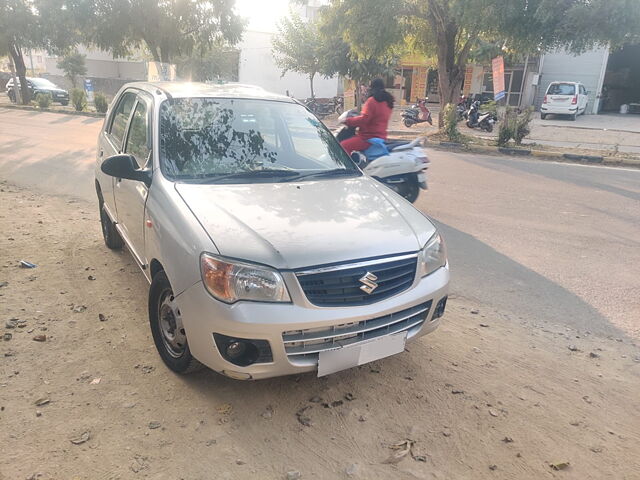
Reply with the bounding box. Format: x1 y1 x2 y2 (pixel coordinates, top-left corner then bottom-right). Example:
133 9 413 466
324 0 640 124
1 0 85 104
318 7 398 107
272 11 325 98
0 0 39 104
57 52 87 87
175 47 239 82
87 0 244 64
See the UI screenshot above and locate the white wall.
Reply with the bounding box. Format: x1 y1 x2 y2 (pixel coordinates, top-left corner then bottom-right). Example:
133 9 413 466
238 30 338 99
537 47 609 114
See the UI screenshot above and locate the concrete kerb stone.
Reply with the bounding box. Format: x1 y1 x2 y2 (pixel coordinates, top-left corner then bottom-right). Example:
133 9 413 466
433 141 639 167
0 104 105 118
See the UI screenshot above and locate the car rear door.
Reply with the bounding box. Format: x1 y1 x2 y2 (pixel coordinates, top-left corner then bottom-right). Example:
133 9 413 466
579 85 588 112
113 92 153 267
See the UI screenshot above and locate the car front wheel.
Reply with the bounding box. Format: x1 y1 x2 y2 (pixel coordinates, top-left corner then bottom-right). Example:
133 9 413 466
149 271 203 374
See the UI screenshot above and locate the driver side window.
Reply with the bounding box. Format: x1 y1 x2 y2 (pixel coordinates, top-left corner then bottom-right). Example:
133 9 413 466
125 100 150 168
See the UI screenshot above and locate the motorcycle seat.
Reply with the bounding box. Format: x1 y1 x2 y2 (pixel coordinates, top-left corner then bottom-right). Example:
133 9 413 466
385 140 411 150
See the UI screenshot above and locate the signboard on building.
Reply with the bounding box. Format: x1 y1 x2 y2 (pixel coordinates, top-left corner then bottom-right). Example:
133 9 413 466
84 78 95 105
463 65 484 96
410 66 428 102
147 62 176 82
492 56 506 101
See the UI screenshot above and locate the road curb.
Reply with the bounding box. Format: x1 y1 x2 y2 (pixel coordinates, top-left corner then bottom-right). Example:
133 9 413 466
0 104 105 118
433 141 639 167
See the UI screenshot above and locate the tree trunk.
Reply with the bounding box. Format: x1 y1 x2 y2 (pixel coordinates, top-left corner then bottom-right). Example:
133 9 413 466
143 37 162 62
309 73 315 98
9 43 30 104
431 21 472 128
8 56 21 104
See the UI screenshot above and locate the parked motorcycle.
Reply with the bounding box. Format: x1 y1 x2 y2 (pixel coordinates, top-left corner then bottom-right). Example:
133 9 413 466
401 98 433 128
465 100 497 132
456 95 471 121
304 95 344 118
335 110 430 203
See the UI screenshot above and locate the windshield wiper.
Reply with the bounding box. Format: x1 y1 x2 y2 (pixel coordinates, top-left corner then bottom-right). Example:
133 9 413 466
186 169 300 184
282 169 358 181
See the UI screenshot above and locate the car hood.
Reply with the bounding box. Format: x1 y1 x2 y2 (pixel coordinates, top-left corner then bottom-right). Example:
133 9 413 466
175 177 436 270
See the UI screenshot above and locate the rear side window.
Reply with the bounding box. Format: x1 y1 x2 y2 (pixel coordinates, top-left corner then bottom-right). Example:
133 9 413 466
547 83 576 95
108 92 136 148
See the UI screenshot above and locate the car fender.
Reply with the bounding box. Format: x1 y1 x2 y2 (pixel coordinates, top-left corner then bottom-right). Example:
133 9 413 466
143 172 217 295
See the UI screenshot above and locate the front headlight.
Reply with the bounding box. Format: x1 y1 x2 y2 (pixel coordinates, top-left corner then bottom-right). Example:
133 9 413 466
418 233 447 277
200 253 291 304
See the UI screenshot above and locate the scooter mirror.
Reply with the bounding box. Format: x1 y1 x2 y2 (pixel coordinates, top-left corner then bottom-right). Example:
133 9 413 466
350 151 365 166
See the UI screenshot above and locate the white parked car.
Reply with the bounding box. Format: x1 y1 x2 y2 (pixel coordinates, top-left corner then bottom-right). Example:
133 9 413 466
94 82 449 380
540 81 589 120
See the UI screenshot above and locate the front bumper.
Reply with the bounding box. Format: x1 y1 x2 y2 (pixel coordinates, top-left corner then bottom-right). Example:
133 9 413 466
176 265 449 379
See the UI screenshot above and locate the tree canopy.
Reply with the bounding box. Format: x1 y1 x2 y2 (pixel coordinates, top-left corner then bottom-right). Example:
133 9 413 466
87 0 245 63
272 11 326 98
57 51 87 87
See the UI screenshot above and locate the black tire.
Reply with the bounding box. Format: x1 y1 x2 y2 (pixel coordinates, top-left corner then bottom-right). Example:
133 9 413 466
335 105 343 115
571 112 577 121
100 202 124 250
400 181 420 203
385 176 420 203
483 122 494 133
149 271 203 374
403 118 414 128
540 113 547 120
61 101 69 106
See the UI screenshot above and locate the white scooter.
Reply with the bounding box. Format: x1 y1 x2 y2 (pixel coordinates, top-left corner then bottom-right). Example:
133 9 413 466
335 110 430 203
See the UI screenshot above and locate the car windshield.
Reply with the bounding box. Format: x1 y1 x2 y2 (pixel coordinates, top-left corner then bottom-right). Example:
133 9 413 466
30 78 58 89
547 83 576 95
159 98 359 183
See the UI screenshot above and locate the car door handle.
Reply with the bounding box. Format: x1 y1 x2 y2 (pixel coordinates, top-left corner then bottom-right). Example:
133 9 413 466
99 150 104 157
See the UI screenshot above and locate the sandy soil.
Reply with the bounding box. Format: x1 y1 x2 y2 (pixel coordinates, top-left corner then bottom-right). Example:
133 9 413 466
1 181 639 480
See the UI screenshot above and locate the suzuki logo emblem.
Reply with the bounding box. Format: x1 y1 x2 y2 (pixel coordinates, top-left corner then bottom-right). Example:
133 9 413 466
359 272 379 294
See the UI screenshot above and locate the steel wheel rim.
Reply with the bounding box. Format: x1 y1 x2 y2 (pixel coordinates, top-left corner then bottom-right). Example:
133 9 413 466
158 289 187 358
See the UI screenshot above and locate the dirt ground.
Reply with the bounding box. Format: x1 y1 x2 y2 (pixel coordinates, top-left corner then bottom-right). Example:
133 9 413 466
1 181 640 480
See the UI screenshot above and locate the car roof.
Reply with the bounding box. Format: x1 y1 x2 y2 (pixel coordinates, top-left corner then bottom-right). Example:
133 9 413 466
548 81 581 85
125 81 296 103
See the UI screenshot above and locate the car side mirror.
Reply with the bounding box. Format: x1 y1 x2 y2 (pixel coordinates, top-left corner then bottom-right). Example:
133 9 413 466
101 154 151 186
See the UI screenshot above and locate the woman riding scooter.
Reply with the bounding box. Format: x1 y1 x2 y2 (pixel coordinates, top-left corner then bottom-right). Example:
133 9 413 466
340 78 394 154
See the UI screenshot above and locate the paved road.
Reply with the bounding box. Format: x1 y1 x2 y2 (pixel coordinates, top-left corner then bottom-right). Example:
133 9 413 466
2 107 639 338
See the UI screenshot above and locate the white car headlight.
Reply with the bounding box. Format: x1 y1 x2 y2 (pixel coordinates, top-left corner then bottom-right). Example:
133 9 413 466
418 233 447 277
200 253 291 304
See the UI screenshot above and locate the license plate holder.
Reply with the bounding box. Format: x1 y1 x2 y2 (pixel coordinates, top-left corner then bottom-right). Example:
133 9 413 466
317 332 407 377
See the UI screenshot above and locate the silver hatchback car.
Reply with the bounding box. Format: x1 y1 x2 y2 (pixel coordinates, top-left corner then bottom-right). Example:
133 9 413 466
95 82 449 380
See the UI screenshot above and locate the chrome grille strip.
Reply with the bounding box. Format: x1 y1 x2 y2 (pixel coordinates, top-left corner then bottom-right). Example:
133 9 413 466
282 304 430 344
282 301 432 357
284 316 427 356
